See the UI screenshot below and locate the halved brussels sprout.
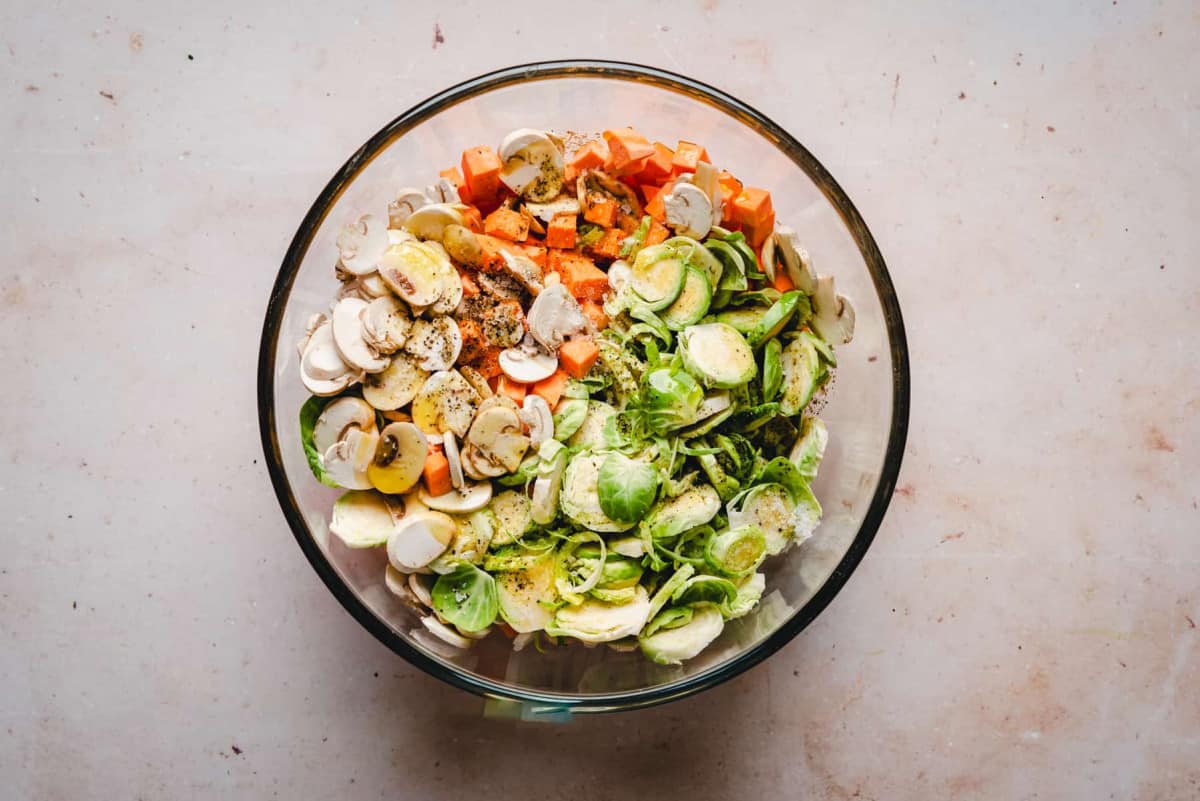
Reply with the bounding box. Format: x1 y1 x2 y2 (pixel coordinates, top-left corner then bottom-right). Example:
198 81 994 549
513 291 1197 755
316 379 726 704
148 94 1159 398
704 525 768 578
430 564 499 632
639 604 725 665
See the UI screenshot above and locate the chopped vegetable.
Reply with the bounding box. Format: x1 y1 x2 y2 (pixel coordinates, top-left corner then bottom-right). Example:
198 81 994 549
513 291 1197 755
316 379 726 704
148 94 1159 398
559 338 601 379
422 447 453 497
545 213 577 249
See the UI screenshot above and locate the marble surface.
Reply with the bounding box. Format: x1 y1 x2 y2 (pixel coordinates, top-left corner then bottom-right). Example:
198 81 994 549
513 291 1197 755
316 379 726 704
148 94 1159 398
2 1 1196 798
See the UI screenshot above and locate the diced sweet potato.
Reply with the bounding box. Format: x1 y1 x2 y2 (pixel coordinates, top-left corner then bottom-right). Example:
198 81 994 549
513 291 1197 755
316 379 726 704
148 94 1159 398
483 207 529 242
672 140 711 175
559 338 600 379
645 219 670 246
645 180 674 223
496 375 527 404
423 448 452 497
459 205 484 233
741 210 775 248
462 146 503 210
476 234 513 273
458 318 488 364
518 242 547 269
475 348 503 379
581 300 609 331
603 128 655 175
730 187 774 227
581 194 618 228
636 142 676 184
569 140 609 171
554 251 609 302
531 369 569 409
459 270 480 298
545 213 577 249
584 228 624 262
615 213 641 234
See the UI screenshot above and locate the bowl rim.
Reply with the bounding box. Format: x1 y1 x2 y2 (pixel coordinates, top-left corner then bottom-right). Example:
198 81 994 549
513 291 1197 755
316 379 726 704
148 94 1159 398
258 59 910 713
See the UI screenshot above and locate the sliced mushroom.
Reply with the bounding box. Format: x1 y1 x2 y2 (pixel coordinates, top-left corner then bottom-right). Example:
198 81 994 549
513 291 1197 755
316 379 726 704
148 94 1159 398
379 240 451 308
366 422 428 494
458 365 493 399
361 296 411 354
296 313 326 358
419 616 473 649
405 317 463 372
577 169 641 218
520 395 553 449
482 303 526 349
410 369 481 438
524 196 582 223
498 249 544 295
418 480 493 513
526 283 587 351
322 426 379 490
663 181 714 239
441 429 465 490
388 187 429 228
462 444 507 480
408 572 434 607
331 297 388 374
424 178 460 204
428 253 464 316
499 345 557 384
313 397 375 455
442 224 483 268
762 226 817 293
336 214 389 276
387 510 456 571
384 564 420 606
388 228 416 246
810 275 856 345
498 129 565 202
691 162 723 224
402 203 465 242
465 405 529 474
362 351 430 411
300 321 358 396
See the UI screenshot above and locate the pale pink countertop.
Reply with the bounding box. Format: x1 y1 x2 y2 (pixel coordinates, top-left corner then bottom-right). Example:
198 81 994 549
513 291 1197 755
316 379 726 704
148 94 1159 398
2 1 1196 798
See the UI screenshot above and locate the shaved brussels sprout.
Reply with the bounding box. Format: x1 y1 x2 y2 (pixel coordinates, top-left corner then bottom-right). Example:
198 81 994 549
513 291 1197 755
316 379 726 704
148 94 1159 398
598 453 659 522
673 574 739 607
639 366 704 434
705 525 768 577
639 605 725 665
723 572 766 619
790 417 828 481
431 564 499 632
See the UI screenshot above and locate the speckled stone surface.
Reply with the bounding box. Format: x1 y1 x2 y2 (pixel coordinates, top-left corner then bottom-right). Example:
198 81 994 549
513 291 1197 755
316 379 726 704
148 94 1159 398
2 2 1197 798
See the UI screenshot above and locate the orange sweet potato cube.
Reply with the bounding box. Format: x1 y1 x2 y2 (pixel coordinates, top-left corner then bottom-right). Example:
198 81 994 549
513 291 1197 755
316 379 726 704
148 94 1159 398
545 213 577 249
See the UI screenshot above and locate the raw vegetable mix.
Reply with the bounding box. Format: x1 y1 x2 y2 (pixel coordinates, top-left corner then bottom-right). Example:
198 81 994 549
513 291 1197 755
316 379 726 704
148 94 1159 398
296 127 857 664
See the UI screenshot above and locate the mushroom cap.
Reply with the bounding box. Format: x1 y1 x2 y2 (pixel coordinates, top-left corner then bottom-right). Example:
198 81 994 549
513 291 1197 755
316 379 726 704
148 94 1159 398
418 480 493 514
526 283 587 351
405 316 463 372
520 394 553 450
361 296 412 354
498 129 565 202
811 275 856 345
663 182 714 240
313 397 376 456
331 297 389 373
387 188 428 228
300 321 358 396
498 346 558 384
336 214 389 276
322 427 379 490
386 510 456 571
466 405 529 474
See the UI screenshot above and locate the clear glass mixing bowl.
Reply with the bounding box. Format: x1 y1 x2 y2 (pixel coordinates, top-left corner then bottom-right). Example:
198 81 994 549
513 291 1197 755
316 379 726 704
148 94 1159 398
258 61 909 714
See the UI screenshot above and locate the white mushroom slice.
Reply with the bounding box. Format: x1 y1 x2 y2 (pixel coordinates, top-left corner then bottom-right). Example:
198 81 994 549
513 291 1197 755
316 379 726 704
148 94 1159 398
402 203 465 242
663 182 714 239
359 272 392 298
606 260 632 294
329 490 399 548
418 480 493 513
691 162 723 225
526 283 587 351
405 317 463 372
425 178 460 204
498 346 558 384
498 249 545 295
322 427 379 490
366 422 428 495
388 187 429 228
477 394 522 416
429 264 464 317
336 214 390 276
411 370 481 438
458 366 493 399
520 395 553 450
331 297 388 374
296 313 326 358
301 320 353 381
419 616 473 649
387 510 456 571
408 572 434 607
313 397 376 455
361 296 412 355
768 226 818 294
466 405 529 474
385 564 420 605
441 429 465 490
524 196 582 223
811 275 856 345
531 442 568 526
379 240 450 308
462 445 507 480
498 129 565 202
362 352 429 411
300 321 357 396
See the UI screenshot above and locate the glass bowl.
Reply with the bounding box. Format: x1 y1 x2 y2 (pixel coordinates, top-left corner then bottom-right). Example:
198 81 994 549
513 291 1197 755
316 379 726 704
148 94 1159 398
258 60 909 715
